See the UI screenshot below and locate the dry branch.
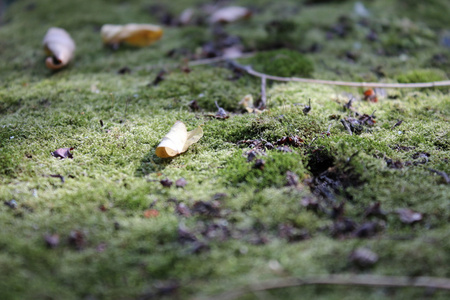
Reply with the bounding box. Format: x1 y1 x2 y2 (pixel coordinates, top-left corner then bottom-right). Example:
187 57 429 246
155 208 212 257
202 275 450 300
227 59 450 88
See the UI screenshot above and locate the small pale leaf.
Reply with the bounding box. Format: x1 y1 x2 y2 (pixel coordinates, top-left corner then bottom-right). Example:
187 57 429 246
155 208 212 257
156 121 203 158
101 24 163 47
42 27 76 70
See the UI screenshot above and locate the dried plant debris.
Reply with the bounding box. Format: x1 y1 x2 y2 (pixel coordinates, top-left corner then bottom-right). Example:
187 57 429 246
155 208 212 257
51 148 74 159
44 234 60 249
175 178 187 188
68 230 86 250
349 248 378 268
42 27 76 70
353 222 380 238
213 101 229 119
160 178 173 187
253 158 265 170
144 209 160 218
155 121 203 158
4 200 18 209
396 208 423 224
239 95 263 114
278 224 310 242
209 6 252 24
342 113 376 134
150 69 167 86
364 202 387 220
176 203 191 217
188 100 200 111
192 201 221 218
101 24 163 48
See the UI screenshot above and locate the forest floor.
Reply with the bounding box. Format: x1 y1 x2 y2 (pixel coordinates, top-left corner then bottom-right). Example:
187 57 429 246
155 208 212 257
0 0 449 299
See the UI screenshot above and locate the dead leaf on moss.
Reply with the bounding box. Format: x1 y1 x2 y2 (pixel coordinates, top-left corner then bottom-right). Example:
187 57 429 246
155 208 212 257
214 101 229 119
155 121 203 158
51 148 74 159
101 24 163 48
144 209 160 218
209 6 252 24
239 95 263 114
42 27 75 70
396 208 423 224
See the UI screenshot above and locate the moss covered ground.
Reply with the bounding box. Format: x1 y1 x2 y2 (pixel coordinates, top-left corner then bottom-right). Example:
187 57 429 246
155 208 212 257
0 0 449 299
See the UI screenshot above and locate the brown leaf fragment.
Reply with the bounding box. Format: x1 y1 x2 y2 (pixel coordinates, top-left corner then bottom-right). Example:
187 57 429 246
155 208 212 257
286 171 300 188
214 101 229 119
176 203 191 217
188 100 200 111
358 113 376 126
144 209 160 218
276 145 292 152
192 201 220 217
151 69 166 86
349 248 378 268
396 208 423 224
275 136 304 147
386 158 403 169
253 158 265 170
42 27 76 70
332 218 357 237
178 225 197 244
160 178 173 187
44 234 60 249
175 178 187 188
68 230 86 250
353 222 379 238
117 66 131 74
51 147 73 159
364 202 387 220
209 6 252 24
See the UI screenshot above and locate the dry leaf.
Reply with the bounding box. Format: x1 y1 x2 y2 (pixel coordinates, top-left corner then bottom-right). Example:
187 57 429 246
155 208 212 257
144 209 160 218
209 6 252 24
155 121 203 158
179 8 195 25
101 24 163 47
42 27 76 70
239 95 263 114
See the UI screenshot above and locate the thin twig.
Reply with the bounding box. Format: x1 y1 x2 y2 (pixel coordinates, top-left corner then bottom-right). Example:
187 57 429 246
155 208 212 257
201 275 450 300
340 119 353 135
426 168 450 184
227 60 450 88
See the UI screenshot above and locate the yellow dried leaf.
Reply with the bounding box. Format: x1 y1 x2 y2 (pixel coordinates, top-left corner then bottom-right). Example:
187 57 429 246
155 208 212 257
239 94 263 114
101 24 163 47
42 27 75 70
209 6 252 24
155 121 203 158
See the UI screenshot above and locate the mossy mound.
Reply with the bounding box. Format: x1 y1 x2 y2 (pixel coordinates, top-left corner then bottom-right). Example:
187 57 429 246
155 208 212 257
396 68 448 83
249 49 314 78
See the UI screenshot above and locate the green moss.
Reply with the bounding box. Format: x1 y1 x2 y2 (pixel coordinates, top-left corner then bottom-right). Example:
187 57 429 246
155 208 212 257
0 0 450 299
249 49 314 77
396 68 448 83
